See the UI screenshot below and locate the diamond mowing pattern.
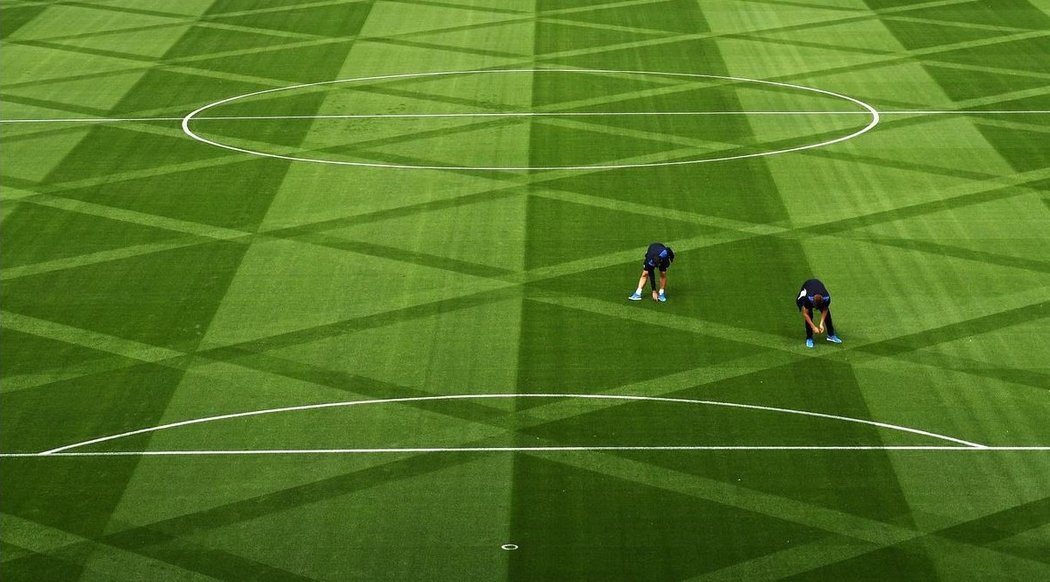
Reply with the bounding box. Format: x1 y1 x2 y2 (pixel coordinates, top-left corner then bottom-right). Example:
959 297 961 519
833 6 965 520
2 0 1041 455
2 0 1049 579
4 3 367 579
2 0 1041 470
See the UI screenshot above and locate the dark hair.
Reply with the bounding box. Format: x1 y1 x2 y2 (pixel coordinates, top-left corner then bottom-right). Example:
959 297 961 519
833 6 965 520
813 294 824 308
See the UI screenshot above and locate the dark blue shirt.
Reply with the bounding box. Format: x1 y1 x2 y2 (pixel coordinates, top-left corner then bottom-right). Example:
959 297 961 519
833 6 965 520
644 243 674 272
796 278 831 311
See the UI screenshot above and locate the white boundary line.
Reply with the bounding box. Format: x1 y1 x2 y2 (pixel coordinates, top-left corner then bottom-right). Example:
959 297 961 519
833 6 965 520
1 110 1047 124
179 68 882 170
0 117 187 123
5 446 1050 458
883 110 1050 115
29 393 988 456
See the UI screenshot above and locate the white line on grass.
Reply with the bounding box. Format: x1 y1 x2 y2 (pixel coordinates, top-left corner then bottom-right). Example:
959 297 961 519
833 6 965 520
0 117 187 123
880 110 1050 115
3 447 1050 458
178 68 881 170
2 110 1047 125
32 393 986 456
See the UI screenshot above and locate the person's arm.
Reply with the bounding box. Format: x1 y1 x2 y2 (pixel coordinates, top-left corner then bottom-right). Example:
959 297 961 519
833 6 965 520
801 309 820 333
653 271 667 300
643 268 655 299
817 309 828 334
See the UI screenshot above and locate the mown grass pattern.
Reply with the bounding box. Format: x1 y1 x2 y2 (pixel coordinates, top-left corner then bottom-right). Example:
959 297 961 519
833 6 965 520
2 0 1049 580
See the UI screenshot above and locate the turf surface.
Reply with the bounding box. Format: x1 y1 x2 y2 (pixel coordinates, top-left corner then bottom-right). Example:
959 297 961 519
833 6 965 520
2 0 1049 580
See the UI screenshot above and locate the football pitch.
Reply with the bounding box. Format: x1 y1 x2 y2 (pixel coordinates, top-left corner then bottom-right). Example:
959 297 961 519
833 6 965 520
2 0 1049 579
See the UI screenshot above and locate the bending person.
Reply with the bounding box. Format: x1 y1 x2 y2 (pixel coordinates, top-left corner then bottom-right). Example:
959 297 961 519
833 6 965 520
796 278 843 348
629 243 675 302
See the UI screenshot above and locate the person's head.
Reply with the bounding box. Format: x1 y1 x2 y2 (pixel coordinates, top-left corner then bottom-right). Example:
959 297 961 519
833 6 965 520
813 294 825 309
661 248 675 267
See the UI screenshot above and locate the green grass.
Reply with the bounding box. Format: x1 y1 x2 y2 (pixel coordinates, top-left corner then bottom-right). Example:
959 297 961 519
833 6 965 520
2 0 1050 580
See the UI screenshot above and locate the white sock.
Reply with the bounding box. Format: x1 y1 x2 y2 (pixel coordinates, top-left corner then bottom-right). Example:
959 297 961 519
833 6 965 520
635 288 643 294
659 289 665 295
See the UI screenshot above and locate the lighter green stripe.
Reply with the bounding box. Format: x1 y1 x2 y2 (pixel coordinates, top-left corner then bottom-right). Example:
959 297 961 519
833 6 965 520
530 187 784 236
883 14 1030 34
549 451 1050 571
1 357 139 394
514 351 803 426
213 0 360 20
549 452 921 546
25 195 250 241
538 15 678 38
2 311 186 363
926 61 1050 82
538 115 744 153
690 538 880 582
1 237 212 281
884 29 1050 66
540 0 665 17
878 0 994 15
518 232 737 285
973 118 1050 135
952 85 1050 111
572 454 1050 577
0 513 221 581
534 294 791 352
0 513 92 554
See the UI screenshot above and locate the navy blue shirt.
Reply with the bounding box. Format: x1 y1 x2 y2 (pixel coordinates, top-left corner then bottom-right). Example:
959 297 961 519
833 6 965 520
796 279 831 311
644 243 674 272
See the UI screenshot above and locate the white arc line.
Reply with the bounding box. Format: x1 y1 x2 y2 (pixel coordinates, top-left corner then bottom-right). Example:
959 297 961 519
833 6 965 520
179 68 881 170
38 393 986 456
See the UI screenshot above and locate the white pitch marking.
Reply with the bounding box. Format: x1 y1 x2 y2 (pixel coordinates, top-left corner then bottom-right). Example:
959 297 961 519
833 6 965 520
0 117 186 124
2 110 1047 125
2 111 865 126
179 68 881 170
35 393 986 456
4 447 1050 458
192 111 863 119
878 110 1050 115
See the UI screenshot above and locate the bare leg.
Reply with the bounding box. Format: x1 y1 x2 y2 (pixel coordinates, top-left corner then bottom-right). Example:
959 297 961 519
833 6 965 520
635 270 648 292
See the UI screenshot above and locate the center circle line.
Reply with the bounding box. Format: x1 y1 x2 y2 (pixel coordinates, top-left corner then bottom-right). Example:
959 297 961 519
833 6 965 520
180 68 880 171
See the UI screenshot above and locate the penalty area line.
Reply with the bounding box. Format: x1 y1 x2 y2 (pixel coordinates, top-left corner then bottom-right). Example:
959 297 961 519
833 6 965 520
3 446 1050 457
